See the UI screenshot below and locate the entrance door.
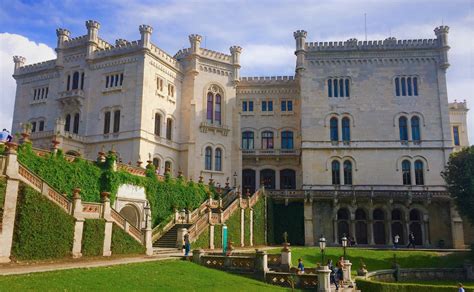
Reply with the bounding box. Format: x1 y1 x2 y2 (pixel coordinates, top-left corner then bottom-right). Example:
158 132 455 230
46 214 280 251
260 169 275 190
280 169 296 189
242 169 256 194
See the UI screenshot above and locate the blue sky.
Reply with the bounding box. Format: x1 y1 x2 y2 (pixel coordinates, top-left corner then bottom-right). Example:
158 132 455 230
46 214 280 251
0 0 473 142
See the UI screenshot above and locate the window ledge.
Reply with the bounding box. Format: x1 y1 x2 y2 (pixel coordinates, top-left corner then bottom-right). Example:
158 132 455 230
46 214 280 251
280 112 294 116
102 86 123 94
241 112 255 116
201 170 225 175
260 112 274 116
30 99 47 105
199 122 230 136
167 95 176 104
155 90 165 98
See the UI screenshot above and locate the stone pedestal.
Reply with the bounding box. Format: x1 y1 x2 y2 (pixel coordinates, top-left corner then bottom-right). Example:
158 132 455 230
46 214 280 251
450 205 466 249
281 245 292 272
255 250 268 280
0 179 19 263
177 228 187 248
72 188 84 258
343 259 353 285
240 208 245 247
193 249 204 264
316 265 331 292
101 192 113 256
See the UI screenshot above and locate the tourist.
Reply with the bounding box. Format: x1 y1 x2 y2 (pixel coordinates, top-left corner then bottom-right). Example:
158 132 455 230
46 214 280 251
349 236 356 246
458 283 465 292
328 259 339 290
184 233 190 256
393 234 400 249
297 258 304 274
337 256 344 287
407 232 416 249
0 129 9 143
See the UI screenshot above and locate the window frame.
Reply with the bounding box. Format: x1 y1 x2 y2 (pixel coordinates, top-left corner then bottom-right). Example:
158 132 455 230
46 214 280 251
261 131 274 149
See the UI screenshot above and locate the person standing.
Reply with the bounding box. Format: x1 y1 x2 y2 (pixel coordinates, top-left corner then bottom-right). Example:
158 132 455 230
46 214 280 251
458 283 465 292
393 234 400 249
407 232 416 249
184 233 191 256
297 258 305 274
337 256 345 288
0 129 7 143
328 259 339 290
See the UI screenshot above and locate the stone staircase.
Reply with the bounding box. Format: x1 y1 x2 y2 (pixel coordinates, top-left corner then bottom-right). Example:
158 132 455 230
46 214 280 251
153 223 191 248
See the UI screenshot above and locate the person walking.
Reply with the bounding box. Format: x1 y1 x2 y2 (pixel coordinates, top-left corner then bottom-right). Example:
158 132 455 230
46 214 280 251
458 283 465 292
393 234 400 249
407 232 416 249
328 259 339 290
184 233 191 256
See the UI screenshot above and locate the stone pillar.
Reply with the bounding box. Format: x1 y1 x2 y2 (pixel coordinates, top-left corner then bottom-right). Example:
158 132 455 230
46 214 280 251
422 215 430 247
230 46 242 84
450 205 465 249
0 143 20 263
192 249 204 264
249 208 254 246
101 192 113 257
240 208 245 247
316 265 331 292
177 228 187 249
333 219 338 244
293 30 307 75
281 245 291 272
343 260 353 285
72 188 84 258
254 250 268 280
368 220 375 245
209 224 215 250
304 199 314 246
55 28 70 68
13 56 26 74
387 220 393 246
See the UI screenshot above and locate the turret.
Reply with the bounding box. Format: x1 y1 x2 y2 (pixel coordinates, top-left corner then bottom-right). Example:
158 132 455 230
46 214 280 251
230 46 242 83
293 30 307 74
434 25 450 69
85 20 100 59
189 34 202 54
139 24 153 49
55 28 70 67
13 56 26 73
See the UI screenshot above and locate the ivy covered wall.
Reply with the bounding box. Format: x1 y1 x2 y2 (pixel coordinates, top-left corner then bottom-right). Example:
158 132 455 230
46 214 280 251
111 224 145 254
253 196 266 246
82 219 105 256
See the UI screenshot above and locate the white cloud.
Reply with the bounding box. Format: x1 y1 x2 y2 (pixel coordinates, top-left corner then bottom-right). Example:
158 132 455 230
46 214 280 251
0 33 56 130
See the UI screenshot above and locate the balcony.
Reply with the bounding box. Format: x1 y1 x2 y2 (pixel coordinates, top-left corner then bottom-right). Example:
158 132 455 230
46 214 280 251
57 89 85 106
199 122 230 136
242 148 301 157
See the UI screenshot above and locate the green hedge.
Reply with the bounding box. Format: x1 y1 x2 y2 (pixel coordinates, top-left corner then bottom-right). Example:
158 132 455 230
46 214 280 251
82 219 105 256
355 278 463 292
245 208 251 246
214 224 223 248
253 196 266 245
17 144 211 227
192 226 210 249
226 208 241 245
0 177 6 219
12 184 75 260
111 223 145 254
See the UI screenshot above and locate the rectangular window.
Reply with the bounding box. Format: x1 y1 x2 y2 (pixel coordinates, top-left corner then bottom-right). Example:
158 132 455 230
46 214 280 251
248 101 254 112
39 121 44 132
45 87 49 98
104 111 111 134
113 110 120 133
281 100 286 112
120 73 124 86
31 122 37 133
67 75 71 91
157 78 163 91
413 77 418 96
166 118 172 140
105 73 124 89
168 84 175 97
287 101 293 111
105 76 109 88
401 77 406 96
242 101 248 112
453 126 460 146
328 80 332 97
262 101 267 112
268 101 273 111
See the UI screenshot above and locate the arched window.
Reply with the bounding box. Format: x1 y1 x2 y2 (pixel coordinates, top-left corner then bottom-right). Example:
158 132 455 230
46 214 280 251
206 92 214 123
331 160 340 185
392 209 402 221
261 131 274 149
327 79 332 97
154 113 161 136
342 117 350 142
402 160 411 185
330 117 338 141
399 117 408 141
166 118 172 140
215 94 222 125
73 113 80 134
215 148 222 171
64 114 71 132
345 79 350 97
281 131 294 149
242 131 254 149
411 116 420 141
205 147 212 170
373 208 386 244
280 169 296 189
152 158 160 172
343 160 352 185
103 111 111 134
414 160 424 185
72 72 79 90
80 72 85 90
337 208 350 242
165 161 172 173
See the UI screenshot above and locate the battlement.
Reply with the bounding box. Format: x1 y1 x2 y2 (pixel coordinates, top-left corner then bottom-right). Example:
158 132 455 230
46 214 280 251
306 37 439 52
449 100 469 111
15 59 56 75
63 35 88 48
150 43 181 69
200 48 231 62
94 40 141 58
239 76 295 85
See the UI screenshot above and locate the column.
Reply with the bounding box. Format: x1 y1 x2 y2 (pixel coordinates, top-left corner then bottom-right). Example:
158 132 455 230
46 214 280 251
0 143 20 263
333 219 338 244
368 220 375 245
387 220 393 246
304 199 314 246
209 225 215 250
422 214 430 247
450 205 465 249
101 192 113 257
240 208 245 247
249 208 254 246
72 188 84 258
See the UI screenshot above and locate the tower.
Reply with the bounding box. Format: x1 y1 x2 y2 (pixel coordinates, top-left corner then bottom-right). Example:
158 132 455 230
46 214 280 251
139 25 153 49
85 20 100 60
434 26 450 69
230 46 242 84
55 28 70 68
293 30 307 75
12 56 26 74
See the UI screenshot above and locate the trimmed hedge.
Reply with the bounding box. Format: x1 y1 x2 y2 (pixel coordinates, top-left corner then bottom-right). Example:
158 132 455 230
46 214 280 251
226 207 241 246
214 224 223 248
12 184 75 260
111 223 145 254
355 278 463 292
192 226 210 249
0 177 6 219
253 196 266 245
245 208 251 246
82 219 105 256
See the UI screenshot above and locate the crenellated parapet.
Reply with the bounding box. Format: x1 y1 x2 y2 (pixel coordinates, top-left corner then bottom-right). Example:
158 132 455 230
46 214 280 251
448 100 468 111
14 59 56 76
306 37 439 51
240 76 295 82
200 48 232 62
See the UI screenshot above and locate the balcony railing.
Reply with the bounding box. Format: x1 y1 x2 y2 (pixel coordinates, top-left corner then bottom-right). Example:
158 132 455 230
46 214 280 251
199 122 230 136
57 89 85 106
242 148 300 156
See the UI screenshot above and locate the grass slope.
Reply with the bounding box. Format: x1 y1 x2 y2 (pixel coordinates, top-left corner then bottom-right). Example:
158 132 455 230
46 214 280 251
0 260 287 291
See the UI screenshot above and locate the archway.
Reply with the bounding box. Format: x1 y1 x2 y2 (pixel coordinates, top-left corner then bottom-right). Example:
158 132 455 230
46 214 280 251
242 169 256 194
119 204 140 228
260 169 275 190
337 208 350 243
373 208 386 245
355 208 368 244
391 209 405 244
409 209 423 245
280 169 296 189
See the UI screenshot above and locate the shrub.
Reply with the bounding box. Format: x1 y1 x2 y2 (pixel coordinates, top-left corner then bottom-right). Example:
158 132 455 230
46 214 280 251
111 223 145 254
192 226 210 249
12 184 75 260
355 278 462 292
0 178 6 220
82 219 105 256
226 207 241 245
253 196 266 245
214 224 223 248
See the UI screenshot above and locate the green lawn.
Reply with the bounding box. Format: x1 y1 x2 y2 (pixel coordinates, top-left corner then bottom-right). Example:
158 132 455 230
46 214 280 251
268 247 468 275
0 260 286 291
399 280 474 288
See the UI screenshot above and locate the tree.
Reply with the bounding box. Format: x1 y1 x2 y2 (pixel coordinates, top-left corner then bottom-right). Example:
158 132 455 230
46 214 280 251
442 146 474 224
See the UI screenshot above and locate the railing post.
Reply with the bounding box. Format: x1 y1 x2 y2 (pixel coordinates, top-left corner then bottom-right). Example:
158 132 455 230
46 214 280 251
316 265 331 292
240 207 245 247
0 143 20 263
255 249 268 280
101 192 113 257
71 188 84 258
281 244 291 272
176 228 187 249
193 249 204 264
249 208 254 246
343 259 353 286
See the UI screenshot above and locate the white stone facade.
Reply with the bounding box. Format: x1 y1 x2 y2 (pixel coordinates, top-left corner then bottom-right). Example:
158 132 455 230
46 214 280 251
11 21 471 247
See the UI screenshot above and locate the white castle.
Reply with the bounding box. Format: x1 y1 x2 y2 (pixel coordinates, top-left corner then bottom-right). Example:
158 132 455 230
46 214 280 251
11 20 471 248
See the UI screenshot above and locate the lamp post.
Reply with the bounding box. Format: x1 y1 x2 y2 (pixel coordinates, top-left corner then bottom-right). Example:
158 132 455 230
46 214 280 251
319 235 326 265
341 235 348 258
